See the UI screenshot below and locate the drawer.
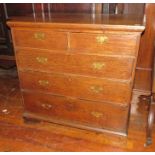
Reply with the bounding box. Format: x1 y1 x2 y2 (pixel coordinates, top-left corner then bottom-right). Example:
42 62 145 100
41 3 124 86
19 71 132 105
13 29 68 50
16 48 135 80
23 91 129 133
70 32 139 56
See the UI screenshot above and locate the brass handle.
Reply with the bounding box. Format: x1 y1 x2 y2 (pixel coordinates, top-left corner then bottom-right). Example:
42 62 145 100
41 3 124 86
41 103 52 109
34 32 45 40
92 62 105 70
96 36 108 44
91 111 103 118
36 57 48 64
38 80 49 86
90 85 103 93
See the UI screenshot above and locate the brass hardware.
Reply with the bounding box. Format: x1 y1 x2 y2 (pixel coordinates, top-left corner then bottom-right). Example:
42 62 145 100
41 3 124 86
41 103 52 109
36 57 48 64
92 62 105 70
90 85 103 93
96 36 108 44
91 111 103 118
34 32 45 40
38 80 49 86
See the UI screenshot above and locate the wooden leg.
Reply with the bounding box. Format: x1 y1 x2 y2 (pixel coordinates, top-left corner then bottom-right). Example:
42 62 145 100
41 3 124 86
23 116 41 124
144 97 155 147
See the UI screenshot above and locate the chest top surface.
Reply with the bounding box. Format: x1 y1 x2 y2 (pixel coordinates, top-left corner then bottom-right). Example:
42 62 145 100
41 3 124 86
7 13 145 32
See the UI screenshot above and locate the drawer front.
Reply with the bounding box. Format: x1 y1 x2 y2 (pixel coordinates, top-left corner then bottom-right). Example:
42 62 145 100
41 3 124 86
16 48 134 80
23 91 129 133
19 71 132 105
70 32 138 56
13 29 68 50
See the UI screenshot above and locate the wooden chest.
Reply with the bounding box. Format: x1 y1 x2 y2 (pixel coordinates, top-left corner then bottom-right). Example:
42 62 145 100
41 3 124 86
7 13 145 136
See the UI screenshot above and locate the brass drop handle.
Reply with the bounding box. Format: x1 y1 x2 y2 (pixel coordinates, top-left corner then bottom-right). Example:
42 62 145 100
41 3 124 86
36 57 48 64
38 80 49 86
90 85 103 93
34 32 45 40
92 62 105 70
96 36 108 44
41 103 52 109
91 111 103 118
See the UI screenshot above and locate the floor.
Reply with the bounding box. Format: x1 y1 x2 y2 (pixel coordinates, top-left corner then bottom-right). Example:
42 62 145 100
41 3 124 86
0 67 155 152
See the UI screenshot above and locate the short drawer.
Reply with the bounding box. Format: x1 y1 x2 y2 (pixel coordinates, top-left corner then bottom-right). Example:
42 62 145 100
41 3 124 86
19 70 132 105
16 48 135 80
70 32 139 56
13 29 68 50
23 91 129 133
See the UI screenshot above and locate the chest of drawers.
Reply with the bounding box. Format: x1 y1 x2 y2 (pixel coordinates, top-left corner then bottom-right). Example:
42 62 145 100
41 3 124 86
7 13 145 136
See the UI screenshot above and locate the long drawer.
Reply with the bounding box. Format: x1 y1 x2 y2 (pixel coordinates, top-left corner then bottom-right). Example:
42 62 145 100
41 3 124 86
70 32 139 56
13 29 68 50
23 91 130 134
16 48 135 80
19 70 132 105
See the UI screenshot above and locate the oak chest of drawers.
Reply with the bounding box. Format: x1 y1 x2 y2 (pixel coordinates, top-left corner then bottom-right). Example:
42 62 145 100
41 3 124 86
7 13 145 136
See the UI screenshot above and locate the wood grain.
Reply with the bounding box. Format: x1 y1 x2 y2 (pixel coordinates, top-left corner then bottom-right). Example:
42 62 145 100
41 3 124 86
2 3 153 93
134 4 155 92
19 70 132 105
134 69 152 91
70 32 139 56
16 48 135 80
23 91 129 134
7 13 145 32
13 29 68 50
8 13 144 136
0 70 154 151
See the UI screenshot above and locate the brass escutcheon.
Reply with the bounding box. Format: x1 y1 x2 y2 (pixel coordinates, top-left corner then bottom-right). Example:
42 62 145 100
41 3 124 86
90 85 103 93
36 57 48 64
41 103 52 109
91 111 103 118
96 35 108 44
34 32 45 40
92 62 105 70
38 80 49 86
